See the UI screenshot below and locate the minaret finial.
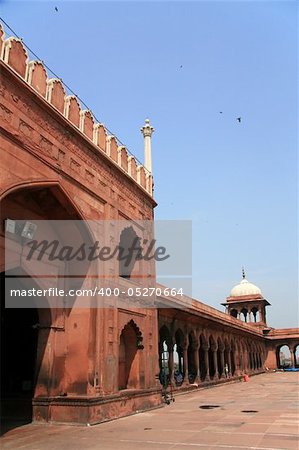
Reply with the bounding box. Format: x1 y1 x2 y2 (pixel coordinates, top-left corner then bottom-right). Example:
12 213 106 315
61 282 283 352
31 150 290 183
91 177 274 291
141 118 154 173
242 266 246 279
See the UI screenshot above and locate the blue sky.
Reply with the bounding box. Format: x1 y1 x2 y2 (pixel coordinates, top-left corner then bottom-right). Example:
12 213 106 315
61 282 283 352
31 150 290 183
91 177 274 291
1 1 297 328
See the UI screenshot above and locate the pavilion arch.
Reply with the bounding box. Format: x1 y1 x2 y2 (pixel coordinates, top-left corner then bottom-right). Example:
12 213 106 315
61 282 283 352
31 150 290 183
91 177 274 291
159 324 172 381
294 345 299 368
159 324 172 346
240 307 248 322
276 344 291 369
118 320 144 390
251 306 259 323
174 328 185 378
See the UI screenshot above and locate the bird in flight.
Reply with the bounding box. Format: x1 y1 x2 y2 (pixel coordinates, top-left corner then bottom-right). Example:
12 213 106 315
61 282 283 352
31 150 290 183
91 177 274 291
55 6 58 12
237 117 242 123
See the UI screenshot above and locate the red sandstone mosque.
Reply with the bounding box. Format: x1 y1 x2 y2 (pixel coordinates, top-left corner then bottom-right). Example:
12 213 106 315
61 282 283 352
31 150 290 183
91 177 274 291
0 23 298 428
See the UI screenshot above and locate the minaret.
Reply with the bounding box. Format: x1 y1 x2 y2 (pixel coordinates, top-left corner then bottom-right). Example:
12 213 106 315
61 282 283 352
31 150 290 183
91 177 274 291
140 118 154 173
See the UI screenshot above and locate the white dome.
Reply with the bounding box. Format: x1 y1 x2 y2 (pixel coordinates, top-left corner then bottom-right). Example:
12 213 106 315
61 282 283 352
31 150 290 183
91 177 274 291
230 278 262 297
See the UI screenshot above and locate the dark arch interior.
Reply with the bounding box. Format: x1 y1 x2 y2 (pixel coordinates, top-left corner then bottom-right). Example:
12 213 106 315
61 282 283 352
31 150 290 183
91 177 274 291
118 322 139 390
0 273 40 434
230 309 238 318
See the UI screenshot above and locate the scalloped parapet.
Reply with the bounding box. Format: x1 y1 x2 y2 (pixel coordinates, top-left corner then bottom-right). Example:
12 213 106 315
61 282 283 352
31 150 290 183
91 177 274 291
106 135 118 163
137 166 147 190
46 78 66 113
80 110 94 141
118 146 129 172
26 61 47 97
64 95 81 128
0 24 5 59
93 123 107 152
146 174 153 196
128 156 137 180
0 25 153 197
3 36 28 78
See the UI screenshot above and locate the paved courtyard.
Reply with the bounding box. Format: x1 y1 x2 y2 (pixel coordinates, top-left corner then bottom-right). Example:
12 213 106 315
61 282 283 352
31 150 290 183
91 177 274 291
1 372 298 450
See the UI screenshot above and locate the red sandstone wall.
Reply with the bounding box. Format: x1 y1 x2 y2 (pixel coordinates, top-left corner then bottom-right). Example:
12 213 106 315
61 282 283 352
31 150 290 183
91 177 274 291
0 30 158 416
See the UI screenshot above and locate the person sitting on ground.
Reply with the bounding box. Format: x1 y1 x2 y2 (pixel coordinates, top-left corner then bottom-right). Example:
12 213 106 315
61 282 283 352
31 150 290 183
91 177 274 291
174 370 183 385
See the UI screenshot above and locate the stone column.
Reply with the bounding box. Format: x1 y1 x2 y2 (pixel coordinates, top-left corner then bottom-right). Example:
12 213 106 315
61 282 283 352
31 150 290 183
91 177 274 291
204 346 210 381
290 349 295 368
239 350 244 373
158 341 163 372
140 118 154 173
183 345 189 384
168 344 175 385
228 351 233 377
194 345 200 383
234 348 240 375
213 348 218 380
220 349 225 378
231 348 236 375
245 350 248 372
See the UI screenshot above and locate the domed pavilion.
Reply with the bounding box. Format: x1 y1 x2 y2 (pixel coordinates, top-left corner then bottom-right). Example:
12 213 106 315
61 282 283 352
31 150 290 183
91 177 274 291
222 269 271 326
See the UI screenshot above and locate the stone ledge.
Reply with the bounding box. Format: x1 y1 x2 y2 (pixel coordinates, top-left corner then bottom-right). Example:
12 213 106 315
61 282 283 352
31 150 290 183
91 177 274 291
33 387 163 425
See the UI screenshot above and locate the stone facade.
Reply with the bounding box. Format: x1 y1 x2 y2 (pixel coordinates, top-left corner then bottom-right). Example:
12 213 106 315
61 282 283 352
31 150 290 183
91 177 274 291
0 24 298 427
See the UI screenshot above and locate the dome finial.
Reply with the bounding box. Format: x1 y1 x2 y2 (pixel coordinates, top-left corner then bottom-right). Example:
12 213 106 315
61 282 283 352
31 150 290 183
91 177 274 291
242 266 246 279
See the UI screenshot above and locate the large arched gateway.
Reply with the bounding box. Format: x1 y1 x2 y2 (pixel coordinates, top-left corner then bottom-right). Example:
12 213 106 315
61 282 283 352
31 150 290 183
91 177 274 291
0 183 93 430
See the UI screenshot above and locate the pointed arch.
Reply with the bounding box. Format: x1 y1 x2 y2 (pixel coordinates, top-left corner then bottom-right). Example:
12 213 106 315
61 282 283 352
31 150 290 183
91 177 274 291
118 320 144 390
174 328 185 379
